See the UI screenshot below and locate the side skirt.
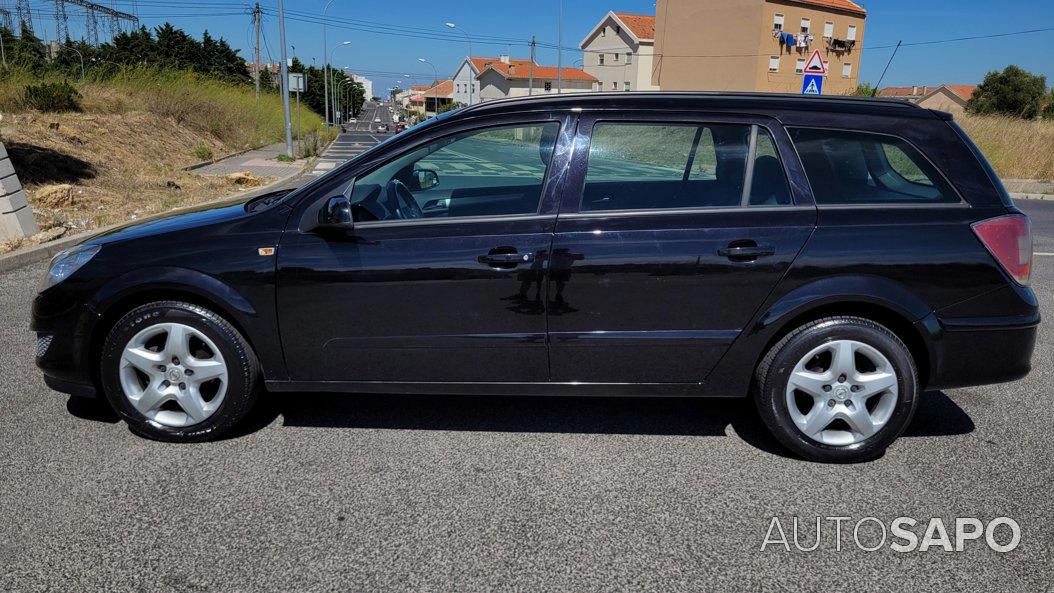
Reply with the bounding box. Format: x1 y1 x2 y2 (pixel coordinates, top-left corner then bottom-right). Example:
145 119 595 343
264 380 747 398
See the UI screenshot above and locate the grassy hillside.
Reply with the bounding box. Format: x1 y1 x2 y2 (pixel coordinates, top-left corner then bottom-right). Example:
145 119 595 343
0 68 333 253
958 114 1054 181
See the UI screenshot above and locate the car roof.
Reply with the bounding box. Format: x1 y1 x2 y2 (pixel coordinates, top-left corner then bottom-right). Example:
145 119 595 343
458 91 940 121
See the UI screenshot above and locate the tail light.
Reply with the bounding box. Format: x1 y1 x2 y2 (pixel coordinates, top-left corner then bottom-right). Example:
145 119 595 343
972 214 1033 286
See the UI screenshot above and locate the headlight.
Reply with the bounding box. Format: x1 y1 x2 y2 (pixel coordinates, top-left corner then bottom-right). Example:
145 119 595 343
41 244 101 290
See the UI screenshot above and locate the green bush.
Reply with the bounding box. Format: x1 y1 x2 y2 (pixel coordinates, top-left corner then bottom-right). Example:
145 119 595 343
967 65 1047 119
193 139 214 161
23 81 82 112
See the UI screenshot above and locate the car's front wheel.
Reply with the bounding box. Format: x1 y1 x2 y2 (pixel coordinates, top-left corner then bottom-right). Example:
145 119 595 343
100 301 260 442
754 316 919 463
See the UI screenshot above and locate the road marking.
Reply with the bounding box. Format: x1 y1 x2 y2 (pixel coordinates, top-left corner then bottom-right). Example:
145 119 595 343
1035 252 1054 257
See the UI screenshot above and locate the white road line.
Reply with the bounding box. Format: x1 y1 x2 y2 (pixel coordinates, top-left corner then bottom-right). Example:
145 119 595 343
1035 252 1054 257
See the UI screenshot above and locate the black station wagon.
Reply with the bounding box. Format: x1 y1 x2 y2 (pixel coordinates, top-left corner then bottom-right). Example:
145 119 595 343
33 93 1038 462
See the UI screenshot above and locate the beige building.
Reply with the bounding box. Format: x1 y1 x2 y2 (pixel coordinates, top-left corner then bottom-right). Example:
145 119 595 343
879 84 977 116
476 60 596 102
579 12 660 92
652 0 867 95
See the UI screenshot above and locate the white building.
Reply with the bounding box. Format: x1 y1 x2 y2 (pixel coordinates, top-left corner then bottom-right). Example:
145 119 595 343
352 74 374 100
476 59 598 102
579 11 660 92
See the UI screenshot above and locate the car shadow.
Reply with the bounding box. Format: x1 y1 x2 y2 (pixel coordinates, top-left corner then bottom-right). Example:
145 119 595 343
224 389 973 459
66 389 974 459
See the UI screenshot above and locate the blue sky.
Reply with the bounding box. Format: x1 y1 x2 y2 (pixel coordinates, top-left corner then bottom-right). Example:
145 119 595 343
32 0 1054 96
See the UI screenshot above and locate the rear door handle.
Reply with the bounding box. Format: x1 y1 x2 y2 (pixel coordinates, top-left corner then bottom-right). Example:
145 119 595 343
718 245 775 260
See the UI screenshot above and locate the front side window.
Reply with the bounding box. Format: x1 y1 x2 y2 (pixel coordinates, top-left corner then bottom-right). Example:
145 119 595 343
788 128 959 205
348 123 560 221
582 122 766 211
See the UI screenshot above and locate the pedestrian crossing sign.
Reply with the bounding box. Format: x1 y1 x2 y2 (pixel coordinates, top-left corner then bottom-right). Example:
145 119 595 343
802 74 823 96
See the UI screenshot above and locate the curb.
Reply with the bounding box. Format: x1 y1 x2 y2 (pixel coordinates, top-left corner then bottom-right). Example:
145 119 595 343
0 170 307 276
1010 193 1053 202
181 143 273 172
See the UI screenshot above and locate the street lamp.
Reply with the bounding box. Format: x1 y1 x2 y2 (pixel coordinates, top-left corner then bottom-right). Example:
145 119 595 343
66 46 85 81
445 22 474 105
327 40 351 125
321 0 338 125
418 58 439 117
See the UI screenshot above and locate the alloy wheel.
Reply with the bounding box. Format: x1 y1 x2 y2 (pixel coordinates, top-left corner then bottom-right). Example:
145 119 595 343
784 339 899 446
118 322 229 428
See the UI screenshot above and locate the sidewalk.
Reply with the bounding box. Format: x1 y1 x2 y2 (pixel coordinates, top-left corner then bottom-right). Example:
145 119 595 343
193 143 304 179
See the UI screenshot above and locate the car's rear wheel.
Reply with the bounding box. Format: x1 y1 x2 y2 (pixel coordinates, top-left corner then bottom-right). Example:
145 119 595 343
754 316 919 463
100 301 260 442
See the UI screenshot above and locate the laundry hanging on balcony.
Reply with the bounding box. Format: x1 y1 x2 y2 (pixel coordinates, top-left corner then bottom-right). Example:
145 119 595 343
828 38 857 51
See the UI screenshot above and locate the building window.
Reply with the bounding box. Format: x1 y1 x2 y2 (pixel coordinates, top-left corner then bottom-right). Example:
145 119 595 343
601 27 606 37
795 59 805 74
616 25 621 35
544 81 552 92
614 52 620 62
769 56 780 72
626 52 632 64
624 81 631 91
847 24 857 41
612 81 618 90
824 21 834 37
773 13 784 31
842 62 852 78
599 54 605 65
800 18 811 33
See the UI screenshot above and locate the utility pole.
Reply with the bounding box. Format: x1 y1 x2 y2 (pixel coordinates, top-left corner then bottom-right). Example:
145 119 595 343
277 0 294 158
253 3 261 100
557 0 563 93
529 36 535 96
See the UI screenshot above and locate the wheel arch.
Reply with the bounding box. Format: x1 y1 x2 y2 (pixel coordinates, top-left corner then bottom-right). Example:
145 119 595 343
85 268 267 393
707 275 939 394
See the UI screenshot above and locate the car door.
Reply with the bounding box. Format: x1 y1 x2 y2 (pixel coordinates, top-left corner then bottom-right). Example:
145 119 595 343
276 115 575 384
547 113 817 384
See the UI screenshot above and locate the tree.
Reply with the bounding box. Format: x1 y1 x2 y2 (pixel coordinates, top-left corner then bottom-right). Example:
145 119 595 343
12 22 47 71
967 65 1047 119
1043 89 1054 120
154 23 200 71
854 82 876 97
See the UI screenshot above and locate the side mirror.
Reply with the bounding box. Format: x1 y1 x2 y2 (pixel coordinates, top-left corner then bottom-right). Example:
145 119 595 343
412 168 439 191
319 195 353 228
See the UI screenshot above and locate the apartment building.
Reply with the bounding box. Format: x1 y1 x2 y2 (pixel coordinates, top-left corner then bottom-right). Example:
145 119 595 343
580 12 660 92
652 0 867 95
351 74 374 101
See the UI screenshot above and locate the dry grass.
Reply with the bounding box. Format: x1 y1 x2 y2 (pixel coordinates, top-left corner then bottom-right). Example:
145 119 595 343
0 68 337 254
0 110 272 254
958 114 1054 181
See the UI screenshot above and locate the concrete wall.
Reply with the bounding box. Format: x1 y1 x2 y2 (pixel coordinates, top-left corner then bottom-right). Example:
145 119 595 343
652 0 865 95
0 143 37 242
477 72 594 102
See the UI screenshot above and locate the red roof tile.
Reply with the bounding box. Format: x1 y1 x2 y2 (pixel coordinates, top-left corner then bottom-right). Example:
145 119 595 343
944 85 977 101
612 13 656 40
783 0 867 16
478 63 596 82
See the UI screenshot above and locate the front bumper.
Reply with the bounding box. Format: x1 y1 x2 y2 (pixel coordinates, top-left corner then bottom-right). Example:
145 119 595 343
32 286 101 398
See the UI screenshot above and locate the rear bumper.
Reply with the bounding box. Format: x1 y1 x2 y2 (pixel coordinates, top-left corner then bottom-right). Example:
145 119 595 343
922 312 1039 390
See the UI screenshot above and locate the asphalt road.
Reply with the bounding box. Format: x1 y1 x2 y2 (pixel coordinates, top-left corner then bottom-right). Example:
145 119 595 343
0 201 1051 592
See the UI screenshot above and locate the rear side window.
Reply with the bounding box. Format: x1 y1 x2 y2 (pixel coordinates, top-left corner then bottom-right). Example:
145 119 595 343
582 123 791 211
789 128 959 205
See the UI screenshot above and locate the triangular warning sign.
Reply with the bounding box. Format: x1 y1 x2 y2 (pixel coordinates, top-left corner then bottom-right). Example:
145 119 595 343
803 50 827 75
803 78 821 95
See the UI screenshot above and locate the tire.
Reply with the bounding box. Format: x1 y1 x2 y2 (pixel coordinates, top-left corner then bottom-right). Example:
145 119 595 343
100 301 260 442
754 316 919 463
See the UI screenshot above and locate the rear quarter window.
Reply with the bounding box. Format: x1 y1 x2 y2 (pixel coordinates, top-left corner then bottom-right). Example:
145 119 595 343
788 128 960 205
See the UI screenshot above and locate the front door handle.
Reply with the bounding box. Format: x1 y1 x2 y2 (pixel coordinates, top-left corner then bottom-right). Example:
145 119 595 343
718 243 775 260
478 250 535 268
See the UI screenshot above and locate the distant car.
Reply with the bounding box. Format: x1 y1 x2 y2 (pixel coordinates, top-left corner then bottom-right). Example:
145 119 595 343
395 123 407 133
374 117 381 123
349 118 357 123
376 124 390 133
